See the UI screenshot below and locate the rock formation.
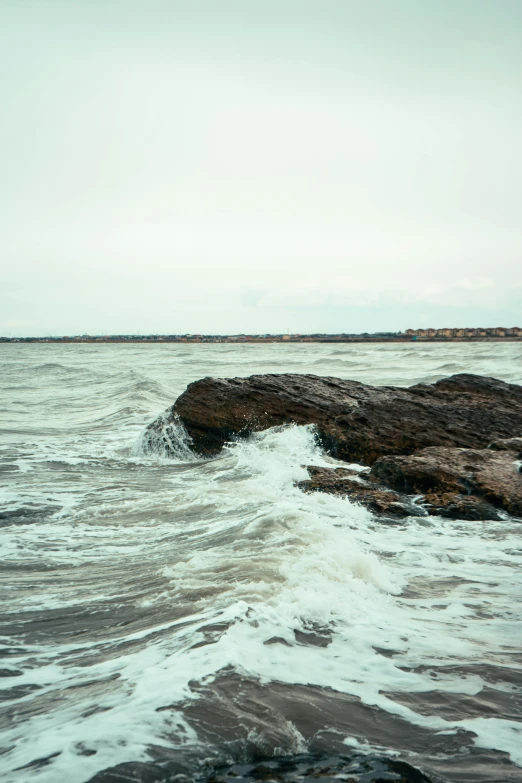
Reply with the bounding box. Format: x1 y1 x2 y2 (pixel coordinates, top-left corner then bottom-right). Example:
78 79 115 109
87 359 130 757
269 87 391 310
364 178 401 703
148 372 522 520
165 373 522 463
297 466 422 519
371 445 522 518
298 444 522 521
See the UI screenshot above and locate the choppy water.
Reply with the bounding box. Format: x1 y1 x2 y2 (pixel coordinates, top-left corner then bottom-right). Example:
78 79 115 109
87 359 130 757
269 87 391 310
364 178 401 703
1 343 521 783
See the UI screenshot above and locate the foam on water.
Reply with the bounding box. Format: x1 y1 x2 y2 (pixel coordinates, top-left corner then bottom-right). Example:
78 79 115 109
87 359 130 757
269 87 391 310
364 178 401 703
132 413 198 461
1 343 521 782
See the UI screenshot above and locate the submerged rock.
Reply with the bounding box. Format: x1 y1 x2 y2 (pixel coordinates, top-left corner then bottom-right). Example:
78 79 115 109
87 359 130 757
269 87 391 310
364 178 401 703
87 761 169 782
87 753 433 783
163 373 522 463
372 446 522 519
201 754 434 783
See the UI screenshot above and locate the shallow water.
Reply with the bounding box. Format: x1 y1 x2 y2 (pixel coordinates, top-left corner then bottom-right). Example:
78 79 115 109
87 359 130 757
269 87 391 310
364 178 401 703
0 343 521 783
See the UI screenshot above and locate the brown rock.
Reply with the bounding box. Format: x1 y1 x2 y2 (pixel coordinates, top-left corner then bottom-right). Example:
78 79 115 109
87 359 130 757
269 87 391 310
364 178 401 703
488 437 522 456
297 466 421 518
296 466 505 521
422 491 502 521
160 373 522 463
371 447 522 518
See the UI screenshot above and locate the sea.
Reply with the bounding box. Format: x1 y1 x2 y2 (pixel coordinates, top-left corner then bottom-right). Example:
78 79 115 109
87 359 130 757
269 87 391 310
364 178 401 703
1 342 521 783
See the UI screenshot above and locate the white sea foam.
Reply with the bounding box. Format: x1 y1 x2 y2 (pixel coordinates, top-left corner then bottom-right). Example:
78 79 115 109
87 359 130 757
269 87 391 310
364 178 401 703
131 412 197 460
1 343 521 781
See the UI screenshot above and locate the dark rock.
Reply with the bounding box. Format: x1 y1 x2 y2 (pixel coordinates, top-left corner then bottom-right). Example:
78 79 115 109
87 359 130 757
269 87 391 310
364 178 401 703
0 504 62 526
294 629 332 647
159 373 522 463
297 466 420 518
149 372 522 522
87 754 433 783
422 491 503 521
87 761 169 782
264 636 292 646
14 751 61 770
488 436 522 457
200 755 434 783
298 456 521 521
372 446 522 518
0 682 42 701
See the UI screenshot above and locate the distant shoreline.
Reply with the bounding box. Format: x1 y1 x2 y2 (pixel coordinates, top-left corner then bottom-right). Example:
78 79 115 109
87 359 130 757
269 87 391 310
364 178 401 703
2 337 521 345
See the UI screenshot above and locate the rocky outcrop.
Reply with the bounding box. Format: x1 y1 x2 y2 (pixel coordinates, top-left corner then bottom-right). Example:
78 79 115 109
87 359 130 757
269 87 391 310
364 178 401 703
419 491 503 521
371 446 521 519
297 466 421 518
163 373 522 463
147 372 522 520
298 448 522 521
488 437 522 455
297 463 508 521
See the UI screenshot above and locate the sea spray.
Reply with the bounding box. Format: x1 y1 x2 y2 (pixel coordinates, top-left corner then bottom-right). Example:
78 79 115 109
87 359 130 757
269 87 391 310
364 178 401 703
1 342 521 783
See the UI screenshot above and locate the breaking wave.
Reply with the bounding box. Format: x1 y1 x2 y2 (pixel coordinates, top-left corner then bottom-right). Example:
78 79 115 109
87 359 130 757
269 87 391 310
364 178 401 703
1 342 521 783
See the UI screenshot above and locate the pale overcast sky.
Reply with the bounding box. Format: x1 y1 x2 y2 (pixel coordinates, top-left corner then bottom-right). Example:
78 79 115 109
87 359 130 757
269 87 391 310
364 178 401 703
1 0 521 335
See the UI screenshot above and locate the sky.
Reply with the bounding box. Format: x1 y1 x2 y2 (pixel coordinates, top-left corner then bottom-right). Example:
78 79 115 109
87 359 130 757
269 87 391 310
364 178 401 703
1 0 521 336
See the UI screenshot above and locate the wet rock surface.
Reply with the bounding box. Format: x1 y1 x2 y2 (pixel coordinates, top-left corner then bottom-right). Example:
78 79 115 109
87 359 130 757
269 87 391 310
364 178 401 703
298 447 521 521
420 491 503 521
202 755 434 783
297 459 521 521
488 436 522 455
0 504 62 526
297 466 421 518
87 754 434 783
166 373 522 463
372 446 522 518
149 372 522 521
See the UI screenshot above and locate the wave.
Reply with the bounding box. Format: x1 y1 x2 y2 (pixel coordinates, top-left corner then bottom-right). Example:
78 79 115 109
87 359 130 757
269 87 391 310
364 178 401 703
132 413 197 460
2 343 522 782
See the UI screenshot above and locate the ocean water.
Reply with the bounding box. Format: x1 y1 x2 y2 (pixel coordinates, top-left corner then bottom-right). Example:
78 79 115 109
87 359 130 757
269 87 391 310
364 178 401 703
0 342 521 783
